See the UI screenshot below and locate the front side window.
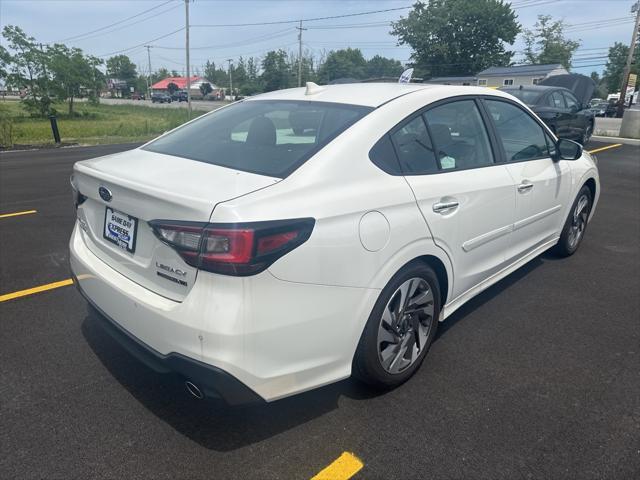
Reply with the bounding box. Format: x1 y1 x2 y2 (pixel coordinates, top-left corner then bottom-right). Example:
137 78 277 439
390 115 439 174
143 100 372 178
484 99 550 162
563 92 579 110
424 100 494 170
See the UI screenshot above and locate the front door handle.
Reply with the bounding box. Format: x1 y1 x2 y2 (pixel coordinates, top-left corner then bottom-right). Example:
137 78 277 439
432 200 459 214
517 181 534 193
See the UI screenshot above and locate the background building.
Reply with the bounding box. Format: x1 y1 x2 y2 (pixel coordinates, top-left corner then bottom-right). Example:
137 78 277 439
476 64 569 88
150 76 223 99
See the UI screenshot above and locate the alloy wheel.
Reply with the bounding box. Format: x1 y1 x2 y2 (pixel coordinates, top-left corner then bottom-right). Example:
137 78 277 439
377 277 435 374
568 194 589 248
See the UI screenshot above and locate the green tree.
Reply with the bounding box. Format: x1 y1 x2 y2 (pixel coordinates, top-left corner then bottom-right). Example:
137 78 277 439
203 59 227 87
48 44 103 114
317 48 367 83
134 75 149 95
199 81 212 98
603 42 639 94
152 67 170 84
1 25 52 116
391 0 520 78
0 45 10 83
166 82 179 94
366 55 404 79
233 57 248 93
242 56 263 94
523 15 580 69
106 54 137 97
261 50 291 92
589 71 607 98
106 54 136 83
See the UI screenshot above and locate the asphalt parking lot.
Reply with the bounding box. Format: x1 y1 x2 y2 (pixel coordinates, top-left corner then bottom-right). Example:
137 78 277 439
1 141 639 479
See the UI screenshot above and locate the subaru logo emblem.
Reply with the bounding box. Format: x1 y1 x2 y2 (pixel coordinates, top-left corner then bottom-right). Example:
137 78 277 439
99 186 112 202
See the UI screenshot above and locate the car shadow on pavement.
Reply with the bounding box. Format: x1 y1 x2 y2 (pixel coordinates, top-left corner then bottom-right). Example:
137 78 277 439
81 251 551 452
81 310 381 452
436 253 547 338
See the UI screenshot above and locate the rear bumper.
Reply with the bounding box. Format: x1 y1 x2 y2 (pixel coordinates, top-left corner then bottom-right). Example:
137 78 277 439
69 222 379 402
74 275 263 405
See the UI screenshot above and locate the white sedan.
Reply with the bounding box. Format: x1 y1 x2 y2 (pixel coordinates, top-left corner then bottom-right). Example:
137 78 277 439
69 83 599 404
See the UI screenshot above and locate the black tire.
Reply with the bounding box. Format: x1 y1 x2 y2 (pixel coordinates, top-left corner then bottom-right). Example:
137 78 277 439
579 122 593 146
553 185 593 257
353 262 441 389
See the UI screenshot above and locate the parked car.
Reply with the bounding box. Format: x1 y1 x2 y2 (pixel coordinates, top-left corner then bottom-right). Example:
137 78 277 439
131 92 146 100
151 92 172 103
605 99 621 117
589 101 608 117
69 83 599 404
500 74 595 144
171 91 188 102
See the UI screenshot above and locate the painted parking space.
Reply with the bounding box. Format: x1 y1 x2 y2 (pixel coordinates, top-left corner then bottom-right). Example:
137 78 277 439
587 143 623 154
0 141 638 479
0 209 37 219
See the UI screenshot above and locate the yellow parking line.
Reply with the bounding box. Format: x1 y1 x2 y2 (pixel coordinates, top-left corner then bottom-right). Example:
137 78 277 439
311 452 363 480
0 278 74 303
588 143 622 154
0 209 37 219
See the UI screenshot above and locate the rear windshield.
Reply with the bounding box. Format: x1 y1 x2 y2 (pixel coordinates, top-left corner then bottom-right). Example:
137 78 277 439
503 89 542 105
143 100 373 177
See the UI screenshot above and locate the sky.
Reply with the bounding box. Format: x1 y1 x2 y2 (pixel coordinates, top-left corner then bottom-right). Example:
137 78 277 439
0 0 638 78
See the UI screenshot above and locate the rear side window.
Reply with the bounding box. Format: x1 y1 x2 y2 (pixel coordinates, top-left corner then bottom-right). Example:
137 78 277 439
369 135 402 174
143 100 372 178
484 99 550 161
423 100 494 169
547 91 565 108
390 115 439 174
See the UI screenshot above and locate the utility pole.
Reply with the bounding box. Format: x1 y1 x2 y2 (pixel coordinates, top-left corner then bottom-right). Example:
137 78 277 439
296 20 307 87
616 2 640 117
145 45 152 99
227 58 233 100
185 0 192 119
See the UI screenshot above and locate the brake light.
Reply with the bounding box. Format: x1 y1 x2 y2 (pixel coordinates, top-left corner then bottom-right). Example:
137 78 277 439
149 218 315 276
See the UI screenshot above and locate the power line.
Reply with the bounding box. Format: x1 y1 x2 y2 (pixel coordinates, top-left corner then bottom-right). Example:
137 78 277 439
60 3 183 44
191 5 411 28
54 0 176 43
97 28 185 58
152 28 294 50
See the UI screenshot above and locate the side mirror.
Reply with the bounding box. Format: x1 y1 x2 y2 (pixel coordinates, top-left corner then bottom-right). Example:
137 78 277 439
556 138 582 160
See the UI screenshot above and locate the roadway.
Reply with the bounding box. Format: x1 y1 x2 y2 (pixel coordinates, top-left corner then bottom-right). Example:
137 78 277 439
0 142 638 479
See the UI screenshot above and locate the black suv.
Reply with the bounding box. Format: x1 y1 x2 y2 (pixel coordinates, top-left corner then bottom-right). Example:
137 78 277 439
500 74 595 145
151 92 172 104
171 91 188 102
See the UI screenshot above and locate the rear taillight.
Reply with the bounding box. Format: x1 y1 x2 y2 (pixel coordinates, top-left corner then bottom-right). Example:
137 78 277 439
149 218 315 276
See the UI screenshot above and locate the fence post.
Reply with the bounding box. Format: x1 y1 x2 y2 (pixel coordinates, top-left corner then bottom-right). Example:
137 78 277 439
49 115 61 144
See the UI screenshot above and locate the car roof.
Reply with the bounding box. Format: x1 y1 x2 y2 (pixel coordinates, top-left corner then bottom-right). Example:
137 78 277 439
501 86 561 93
248 83 451 108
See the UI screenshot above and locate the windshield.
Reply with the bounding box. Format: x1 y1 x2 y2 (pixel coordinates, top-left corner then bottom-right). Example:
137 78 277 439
503 89 542 105
143 100 373 178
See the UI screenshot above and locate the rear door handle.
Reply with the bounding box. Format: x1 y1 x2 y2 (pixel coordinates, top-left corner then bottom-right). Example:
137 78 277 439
432 201 459 214
517 181 534 193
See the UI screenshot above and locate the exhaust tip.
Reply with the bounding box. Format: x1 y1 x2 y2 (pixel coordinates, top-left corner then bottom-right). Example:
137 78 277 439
185 380 204 399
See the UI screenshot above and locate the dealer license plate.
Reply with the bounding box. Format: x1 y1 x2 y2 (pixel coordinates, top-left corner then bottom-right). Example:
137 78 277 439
103 207 138 253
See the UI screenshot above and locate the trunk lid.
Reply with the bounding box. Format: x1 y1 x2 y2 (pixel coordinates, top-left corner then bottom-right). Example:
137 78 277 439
73 148 278 301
